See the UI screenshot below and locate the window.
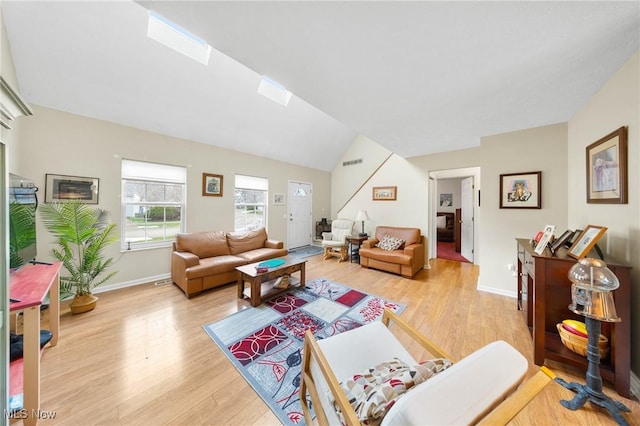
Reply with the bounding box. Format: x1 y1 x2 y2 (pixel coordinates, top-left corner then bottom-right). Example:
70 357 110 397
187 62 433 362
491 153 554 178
235 175 268 232
121 160 186 250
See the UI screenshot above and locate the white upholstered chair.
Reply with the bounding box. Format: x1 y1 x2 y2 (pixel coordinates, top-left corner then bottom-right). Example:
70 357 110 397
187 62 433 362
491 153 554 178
321 219 354 262
300 309 555 426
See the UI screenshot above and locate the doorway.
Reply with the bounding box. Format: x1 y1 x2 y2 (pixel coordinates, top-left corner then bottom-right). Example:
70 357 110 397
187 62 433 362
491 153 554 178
429 167 480 263
287 180 313 249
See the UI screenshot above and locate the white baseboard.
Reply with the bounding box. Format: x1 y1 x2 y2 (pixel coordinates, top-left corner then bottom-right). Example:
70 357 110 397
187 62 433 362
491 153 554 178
92 273 171 294
477 284 517 298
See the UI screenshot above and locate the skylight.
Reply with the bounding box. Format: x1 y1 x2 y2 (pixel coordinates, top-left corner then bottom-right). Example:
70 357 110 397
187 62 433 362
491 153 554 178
257 76 292 107
147 12 211 66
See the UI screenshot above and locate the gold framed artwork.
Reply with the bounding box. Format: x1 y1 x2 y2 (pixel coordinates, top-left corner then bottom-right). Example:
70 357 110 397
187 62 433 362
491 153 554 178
586 126 628 204
373 186 397 201
202 173 223 197
567 225 607 259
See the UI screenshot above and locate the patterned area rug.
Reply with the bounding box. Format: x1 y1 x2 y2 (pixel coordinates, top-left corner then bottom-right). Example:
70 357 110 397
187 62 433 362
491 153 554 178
203 278 405 425
287 244 323 259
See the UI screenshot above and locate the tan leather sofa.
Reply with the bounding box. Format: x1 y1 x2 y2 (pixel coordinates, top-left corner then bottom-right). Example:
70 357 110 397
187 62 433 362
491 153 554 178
171 228 288 298
359 226 426 278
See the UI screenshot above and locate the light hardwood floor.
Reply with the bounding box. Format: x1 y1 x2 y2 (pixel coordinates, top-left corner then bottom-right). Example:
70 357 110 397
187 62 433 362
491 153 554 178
20 256 639 425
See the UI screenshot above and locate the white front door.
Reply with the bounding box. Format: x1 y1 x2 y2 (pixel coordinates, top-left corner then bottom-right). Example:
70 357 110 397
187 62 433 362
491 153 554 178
461 176 474 262
287 181 312 249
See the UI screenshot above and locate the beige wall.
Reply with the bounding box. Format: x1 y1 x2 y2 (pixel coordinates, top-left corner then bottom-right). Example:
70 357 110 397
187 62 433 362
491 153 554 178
16 105 331 289
334 123 568 291
568 51 639 377
477 123 569 294
338 153 429 237
330 134 392 217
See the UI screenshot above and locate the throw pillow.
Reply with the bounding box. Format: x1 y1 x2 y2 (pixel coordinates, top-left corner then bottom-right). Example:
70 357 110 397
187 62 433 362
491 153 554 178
332 357 452 425
376 235 404 251
436 216 446 229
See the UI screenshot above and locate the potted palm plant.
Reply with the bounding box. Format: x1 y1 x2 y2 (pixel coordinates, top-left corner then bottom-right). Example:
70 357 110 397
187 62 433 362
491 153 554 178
40 201 119 314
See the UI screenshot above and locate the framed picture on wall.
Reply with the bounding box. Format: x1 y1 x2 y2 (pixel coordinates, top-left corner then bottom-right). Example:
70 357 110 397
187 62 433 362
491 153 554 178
586 126 628 204
439 193 452 207
45 174 99 204
499 171 541 209
373 186 397 201
202 173 223 197
273 193 285 205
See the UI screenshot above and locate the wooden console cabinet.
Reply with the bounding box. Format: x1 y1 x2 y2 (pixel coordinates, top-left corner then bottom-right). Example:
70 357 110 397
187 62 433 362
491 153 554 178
516 239 632 397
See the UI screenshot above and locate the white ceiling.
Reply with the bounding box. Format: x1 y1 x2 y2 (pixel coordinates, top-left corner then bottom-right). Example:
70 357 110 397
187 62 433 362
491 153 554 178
3 1 639 171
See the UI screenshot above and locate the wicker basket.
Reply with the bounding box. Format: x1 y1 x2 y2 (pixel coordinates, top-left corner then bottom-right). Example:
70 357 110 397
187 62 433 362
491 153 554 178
556 323 609 359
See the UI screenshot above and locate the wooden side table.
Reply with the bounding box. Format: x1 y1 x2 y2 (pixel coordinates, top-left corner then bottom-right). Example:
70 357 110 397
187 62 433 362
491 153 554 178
9 262 62 425
346 235 368 263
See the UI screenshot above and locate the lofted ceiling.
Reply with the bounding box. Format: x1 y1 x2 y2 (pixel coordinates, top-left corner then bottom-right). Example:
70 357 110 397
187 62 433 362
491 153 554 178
3 1 639 171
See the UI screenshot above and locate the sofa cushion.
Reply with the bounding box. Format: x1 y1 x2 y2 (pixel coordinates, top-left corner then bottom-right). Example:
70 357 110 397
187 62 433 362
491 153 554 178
381 341 527 426
227 228 268 255
237 247 289 263
359 248 412 266
374 226 420 247
377 235 405 251
185 255 247 279
176 231 230 258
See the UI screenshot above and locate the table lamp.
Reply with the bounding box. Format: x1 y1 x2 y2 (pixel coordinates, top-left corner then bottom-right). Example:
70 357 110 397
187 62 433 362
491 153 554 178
355 210 369 237
555 257 630 425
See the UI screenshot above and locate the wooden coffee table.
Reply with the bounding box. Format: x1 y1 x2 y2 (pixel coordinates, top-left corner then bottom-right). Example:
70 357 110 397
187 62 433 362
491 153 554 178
236 256 306 307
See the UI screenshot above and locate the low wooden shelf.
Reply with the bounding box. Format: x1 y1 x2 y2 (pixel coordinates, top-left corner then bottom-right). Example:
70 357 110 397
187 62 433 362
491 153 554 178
515 239 632 398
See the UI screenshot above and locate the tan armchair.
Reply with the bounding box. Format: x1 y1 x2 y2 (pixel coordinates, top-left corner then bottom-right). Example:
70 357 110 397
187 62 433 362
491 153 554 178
321 219 354 262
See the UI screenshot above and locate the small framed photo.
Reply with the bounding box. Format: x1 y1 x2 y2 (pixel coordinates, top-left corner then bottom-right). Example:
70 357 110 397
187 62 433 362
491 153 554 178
373 186 397 201
549 229 573 255
273 193 285 205
45 174 99 204
586 126 628 204
499 171 541 209
202 173 223 197
439 193 452 207
534 225 555 255
567 225 608 259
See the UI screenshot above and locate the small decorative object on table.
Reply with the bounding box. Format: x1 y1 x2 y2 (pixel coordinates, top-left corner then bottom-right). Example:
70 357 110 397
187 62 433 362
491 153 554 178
273 274 290 289
255 266 268 273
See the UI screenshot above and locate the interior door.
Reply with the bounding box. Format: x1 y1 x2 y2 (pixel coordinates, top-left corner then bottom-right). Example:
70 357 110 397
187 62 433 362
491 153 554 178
461 176 474 262
287 181 312 249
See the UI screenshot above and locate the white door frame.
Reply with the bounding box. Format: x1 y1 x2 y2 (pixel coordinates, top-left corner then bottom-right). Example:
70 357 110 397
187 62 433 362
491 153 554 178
428 167 480 263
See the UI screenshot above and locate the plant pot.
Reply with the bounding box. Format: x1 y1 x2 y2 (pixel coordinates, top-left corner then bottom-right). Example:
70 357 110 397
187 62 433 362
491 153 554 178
69 294 99 314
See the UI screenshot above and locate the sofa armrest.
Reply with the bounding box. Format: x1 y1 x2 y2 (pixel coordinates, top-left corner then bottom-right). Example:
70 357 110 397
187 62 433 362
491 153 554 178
404 243 425 260
172 251 200 269
322 232 333 241
362 239 378 249
265 239 284 249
